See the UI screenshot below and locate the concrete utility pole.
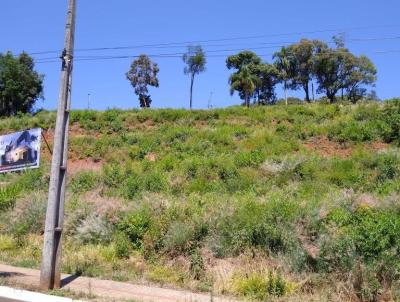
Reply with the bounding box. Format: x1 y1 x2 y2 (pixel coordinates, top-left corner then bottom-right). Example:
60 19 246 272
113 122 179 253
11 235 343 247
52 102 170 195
40 0 77 290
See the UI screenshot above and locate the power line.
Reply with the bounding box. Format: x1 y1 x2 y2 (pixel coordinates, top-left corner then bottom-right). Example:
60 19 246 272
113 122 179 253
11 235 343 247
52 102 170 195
31 34 400 64
28 24 400 55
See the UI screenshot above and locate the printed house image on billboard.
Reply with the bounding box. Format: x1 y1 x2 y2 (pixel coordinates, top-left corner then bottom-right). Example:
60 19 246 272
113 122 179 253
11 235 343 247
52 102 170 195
0 128 41 173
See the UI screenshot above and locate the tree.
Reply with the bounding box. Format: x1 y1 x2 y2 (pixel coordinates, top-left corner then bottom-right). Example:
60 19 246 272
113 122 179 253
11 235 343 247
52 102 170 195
273 47 295 106
227 51 276 106
250 63 279 105
314 44 376 104
126 54 159 108
345 55 377 103
229 66 260 108
226 51 262 70
286 39 328 102
0 51 44 116
182 46 206 110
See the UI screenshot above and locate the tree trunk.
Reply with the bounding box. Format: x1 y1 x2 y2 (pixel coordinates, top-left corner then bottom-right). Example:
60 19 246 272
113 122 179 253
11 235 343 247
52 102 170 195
304 83 310 103
284 80 288 106
246 93 250 108
327 92 335 104
189 74 195 110
312 82 315 102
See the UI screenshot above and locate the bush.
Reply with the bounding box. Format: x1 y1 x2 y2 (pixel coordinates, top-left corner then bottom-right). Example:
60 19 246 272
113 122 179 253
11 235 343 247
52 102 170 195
117 209 152 249
210 198 301 257
232 271 291 300
163 221 195 255
9 192 47 237
114 232 132 259
74 214 113 245
0 185 20 212
70 171 100 194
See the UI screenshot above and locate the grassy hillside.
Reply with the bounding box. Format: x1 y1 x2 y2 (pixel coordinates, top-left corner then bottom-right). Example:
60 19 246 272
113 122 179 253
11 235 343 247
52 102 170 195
1 101 400 301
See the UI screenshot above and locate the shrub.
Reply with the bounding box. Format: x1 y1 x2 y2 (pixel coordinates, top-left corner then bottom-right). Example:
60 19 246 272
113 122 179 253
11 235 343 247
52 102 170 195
74 214 113 245
143 171 167 193
232 271 291 300
9 192 47 237
70 171 100 194
117 209 152 249
210 198 301 257
163 221 195 255
124 172 143 199
103 164 125 189
114 232 132 259
0 185 20 212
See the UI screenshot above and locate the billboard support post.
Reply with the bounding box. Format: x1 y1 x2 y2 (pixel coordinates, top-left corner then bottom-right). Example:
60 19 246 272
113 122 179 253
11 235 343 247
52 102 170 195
40 0 76 290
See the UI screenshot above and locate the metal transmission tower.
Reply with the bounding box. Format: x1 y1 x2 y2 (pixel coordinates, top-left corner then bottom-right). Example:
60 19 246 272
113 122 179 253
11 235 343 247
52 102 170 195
40 0 77 290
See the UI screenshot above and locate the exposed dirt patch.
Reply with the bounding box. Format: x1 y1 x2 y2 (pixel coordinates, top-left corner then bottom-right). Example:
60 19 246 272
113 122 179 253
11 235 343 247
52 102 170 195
303 136 389 158
68 159 103 175
145 152 157 162
303 137 353 158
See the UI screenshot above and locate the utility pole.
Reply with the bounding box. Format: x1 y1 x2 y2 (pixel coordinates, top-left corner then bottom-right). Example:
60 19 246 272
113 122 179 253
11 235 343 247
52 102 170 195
208 92 213 109
40 0 77 290
87 93 91 109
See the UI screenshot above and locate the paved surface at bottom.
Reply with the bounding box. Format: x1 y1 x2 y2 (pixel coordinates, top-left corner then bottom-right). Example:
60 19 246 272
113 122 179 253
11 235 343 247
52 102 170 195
0 298 22 302
0 264 238 302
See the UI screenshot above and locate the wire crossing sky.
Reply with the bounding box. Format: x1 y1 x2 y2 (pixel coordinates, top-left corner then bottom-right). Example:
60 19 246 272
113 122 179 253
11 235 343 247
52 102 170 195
1 0 400 110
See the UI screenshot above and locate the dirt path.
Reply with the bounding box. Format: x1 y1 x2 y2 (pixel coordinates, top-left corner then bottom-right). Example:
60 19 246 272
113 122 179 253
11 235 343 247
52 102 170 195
0 264 238 302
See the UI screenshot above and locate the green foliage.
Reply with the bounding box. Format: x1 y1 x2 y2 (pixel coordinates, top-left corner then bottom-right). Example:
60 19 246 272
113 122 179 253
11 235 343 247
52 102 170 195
70 171 100 194
0 52 44 116
0 185 19 212
114 232 132 259
117 209 152 249
232 271 290 300
210 197 301 257
183 45 207 109
126 55 159 108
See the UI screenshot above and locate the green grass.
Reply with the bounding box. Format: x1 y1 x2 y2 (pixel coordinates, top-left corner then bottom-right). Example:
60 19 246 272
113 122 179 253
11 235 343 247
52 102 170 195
1 100 400 301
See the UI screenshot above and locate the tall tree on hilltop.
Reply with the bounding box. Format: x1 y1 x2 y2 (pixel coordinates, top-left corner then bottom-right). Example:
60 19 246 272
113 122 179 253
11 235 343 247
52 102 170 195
182 45 206 110
287 39 328 103
126 54 159 108
229 66 260 108
273 47 295 106
313 41 376 104
227 51 276 105
345 55 377 103
0 51 44 116
250 63 279 105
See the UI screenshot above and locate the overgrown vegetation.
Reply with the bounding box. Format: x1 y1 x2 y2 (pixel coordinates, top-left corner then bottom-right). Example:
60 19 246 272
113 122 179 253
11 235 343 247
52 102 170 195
1 101 400 301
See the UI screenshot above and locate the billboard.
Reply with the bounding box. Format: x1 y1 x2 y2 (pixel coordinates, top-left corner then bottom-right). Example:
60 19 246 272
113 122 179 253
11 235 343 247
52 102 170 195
0 128 42 173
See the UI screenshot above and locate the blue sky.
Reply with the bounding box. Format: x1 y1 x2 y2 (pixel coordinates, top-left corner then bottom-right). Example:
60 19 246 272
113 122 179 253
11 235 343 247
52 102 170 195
1 0 399 110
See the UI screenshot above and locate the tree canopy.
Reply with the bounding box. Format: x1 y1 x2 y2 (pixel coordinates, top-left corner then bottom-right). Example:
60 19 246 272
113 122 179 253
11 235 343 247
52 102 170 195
0 51 44 116
126 54 159 108
227 38 377 106
227 51 277 106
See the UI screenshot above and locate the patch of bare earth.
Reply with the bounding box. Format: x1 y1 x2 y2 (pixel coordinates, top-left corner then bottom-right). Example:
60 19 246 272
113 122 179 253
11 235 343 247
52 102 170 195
68 159 103 174
303 136 389 158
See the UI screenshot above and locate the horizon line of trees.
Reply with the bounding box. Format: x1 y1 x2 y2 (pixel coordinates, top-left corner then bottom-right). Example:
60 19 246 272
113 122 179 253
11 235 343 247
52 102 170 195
126 36 377 108
0 36 379 116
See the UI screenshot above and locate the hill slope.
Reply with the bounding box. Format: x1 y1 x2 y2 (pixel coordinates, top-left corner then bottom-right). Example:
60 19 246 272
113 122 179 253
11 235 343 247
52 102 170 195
1 101 400 301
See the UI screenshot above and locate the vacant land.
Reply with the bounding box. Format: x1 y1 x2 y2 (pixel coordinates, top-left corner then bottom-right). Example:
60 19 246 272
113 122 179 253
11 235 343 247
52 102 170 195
1 100 400 301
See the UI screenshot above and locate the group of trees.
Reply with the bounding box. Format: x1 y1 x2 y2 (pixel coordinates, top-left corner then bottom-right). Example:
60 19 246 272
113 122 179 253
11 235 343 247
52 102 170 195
127 46 206 109
0 38 378 117
126 37 377 108
228 37 377 106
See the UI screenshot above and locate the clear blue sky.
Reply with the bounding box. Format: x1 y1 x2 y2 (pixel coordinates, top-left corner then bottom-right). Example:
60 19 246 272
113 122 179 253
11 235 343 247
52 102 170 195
1 0 399 110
